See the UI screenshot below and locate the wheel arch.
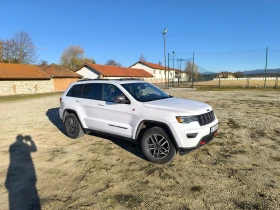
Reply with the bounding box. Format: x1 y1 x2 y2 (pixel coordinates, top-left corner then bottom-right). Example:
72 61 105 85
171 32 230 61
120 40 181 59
135 120 179 150
62 109 85 129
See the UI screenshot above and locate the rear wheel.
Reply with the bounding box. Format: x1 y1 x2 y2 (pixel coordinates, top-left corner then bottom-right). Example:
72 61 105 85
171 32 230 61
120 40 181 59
64 113 84 139
141 127 176 164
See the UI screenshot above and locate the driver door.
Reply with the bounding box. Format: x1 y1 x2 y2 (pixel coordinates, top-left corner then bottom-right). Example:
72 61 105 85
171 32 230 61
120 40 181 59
97 84 133 138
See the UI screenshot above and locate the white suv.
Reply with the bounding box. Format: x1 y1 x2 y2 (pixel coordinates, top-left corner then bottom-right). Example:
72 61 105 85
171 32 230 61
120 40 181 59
59 79 218 164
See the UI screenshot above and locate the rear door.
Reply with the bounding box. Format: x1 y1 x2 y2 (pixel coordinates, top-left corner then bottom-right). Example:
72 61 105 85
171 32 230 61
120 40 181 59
80 83 102 130
64 83 85 122
97 83 133 138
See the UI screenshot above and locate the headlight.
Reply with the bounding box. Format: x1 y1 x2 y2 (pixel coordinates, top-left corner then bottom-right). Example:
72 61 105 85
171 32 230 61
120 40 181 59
176 116 198 124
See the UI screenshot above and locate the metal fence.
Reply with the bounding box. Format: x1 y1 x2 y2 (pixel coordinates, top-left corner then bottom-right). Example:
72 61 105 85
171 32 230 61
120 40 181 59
165 48 280 88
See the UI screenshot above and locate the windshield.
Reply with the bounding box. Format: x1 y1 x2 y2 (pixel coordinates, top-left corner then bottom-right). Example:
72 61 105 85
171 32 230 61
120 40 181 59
121 82 171 102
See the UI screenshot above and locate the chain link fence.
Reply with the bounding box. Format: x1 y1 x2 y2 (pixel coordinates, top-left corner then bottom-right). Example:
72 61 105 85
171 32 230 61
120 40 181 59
166 48 280 88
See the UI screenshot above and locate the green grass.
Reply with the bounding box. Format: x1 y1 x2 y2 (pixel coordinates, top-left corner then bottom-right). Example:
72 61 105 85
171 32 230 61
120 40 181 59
0 91 63 102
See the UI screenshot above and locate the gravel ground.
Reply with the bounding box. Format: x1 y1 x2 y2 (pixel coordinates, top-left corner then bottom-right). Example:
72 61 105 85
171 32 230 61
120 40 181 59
0 89 279 210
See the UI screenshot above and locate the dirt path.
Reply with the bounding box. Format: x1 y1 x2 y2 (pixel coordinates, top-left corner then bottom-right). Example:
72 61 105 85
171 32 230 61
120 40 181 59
0 90 279 210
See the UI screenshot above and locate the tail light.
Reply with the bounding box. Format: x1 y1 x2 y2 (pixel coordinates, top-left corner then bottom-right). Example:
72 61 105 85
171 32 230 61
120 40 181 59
59 98 62 104
200 140 206 145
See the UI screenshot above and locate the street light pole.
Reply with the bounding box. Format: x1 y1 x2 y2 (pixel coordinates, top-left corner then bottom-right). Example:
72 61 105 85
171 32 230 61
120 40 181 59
172 51 175 87
162 28 167 88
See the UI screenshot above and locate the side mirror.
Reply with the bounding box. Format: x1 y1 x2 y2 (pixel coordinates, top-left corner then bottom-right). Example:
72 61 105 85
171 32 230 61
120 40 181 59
114 94 127 103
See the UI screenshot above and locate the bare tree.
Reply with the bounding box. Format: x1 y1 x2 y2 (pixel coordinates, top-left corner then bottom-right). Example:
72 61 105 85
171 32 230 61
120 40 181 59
83 57 96 64
1 39 16 63
12 31 38 63
158 60 162 66
0 31 38 64
185 61 199 81
0 40 3 62
105 59 122 66
38 59 48 66
60 46 95 70
139 54 146 61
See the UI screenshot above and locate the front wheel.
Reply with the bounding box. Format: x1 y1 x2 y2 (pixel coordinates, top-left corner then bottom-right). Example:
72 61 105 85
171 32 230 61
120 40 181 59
141 127 176 164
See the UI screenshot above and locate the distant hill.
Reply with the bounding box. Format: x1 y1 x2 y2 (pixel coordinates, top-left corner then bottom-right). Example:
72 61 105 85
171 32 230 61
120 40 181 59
203 71 216 75
242 68 280 75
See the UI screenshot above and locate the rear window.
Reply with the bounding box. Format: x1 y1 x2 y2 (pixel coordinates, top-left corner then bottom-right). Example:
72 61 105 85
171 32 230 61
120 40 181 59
66 84 84 98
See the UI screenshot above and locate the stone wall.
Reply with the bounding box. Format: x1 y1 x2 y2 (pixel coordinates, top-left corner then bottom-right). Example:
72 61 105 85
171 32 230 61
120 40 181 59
0 79 54 95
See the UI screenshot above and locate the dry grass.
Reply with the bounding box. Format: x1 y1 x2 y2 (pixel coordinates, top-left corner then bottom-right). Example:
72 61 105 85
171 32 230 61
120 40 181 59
0 89 279 209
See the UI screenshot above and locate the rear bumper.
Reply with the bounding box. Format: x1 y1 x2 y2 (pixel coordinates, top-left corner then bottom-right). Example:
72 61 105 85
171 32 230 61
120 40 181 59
178 130 218 155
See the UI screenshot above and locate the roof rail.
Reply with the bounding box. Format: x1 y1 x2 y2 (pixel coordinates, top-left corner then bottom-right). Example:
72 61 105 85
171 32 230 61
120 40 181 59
77 78 111 82
116 78 143 81
77 78 143 82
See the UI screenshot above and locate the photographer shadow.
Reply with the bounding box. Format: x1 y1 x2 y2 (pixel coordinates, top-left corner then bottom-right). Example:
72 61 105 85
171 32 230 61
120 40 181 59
5 135 41 210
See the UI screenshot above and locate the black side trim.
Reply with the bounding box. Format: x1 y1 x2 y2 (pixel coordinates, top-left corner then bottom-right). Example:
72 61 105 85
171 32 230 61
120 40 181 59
83 128 135 143
178 130 217 156
135 120 179 149
116 126 128 129
109 124 128 129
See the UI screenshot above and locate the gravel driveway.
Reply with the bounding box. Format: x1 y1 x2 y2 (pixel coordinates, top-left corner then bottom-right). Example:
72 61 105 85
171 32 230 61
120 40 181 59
0 89 279 210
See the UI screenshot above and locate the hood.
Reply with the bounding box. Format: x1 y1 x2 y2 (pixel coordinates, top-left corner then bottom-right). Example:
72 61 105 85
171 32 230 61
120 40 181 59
143 97 212 115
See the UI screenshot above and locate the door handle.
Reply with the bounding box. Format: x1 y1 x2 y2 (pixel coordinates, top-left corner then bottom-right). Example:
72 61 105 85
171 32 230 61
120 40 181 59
98 103 105 106
76 100 81 103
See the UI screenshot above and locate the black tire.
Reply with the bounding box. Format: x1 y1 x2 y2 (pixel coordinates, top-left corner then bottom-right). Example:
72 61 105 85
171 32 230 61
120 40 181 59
141 126 176 164
64 113 84 139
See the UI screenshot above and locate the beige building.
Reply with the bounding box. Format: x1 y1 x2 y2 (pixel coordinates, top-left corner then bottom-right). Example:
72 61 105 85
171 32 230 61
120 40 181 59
129 61 188 83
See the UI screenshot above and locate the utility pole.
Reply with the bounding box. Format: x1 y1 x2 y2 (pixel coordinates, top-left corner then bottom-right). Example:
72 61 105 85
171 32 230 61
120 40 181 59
192 51 195 89
264 47 268 88
172 51 175 87
162 28 167 88
168 53 170 87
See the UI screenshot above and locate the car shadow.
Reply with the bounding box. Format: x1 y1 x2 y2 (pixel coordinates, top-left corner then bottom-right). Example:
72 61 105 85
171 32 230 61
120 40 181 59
46 108 145 161
5 135 41 210
88 132 145 160
46 108 65 134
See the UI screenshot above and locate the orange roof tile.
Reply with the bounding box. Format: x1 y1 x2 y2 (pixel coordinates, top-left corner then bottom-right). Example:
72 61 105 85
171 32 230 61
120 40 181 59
41 65 83 78
0 63 50 80
77 63 154 78
138 61 166 70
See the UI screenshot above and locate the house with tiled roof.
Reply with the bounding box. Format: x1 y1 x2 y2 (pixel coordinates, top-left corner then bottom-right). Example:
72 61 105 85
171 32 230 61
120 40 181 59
75 63 153 80
41 64 83 91
129 61 188 83
216 71 235 79
0 63 54 95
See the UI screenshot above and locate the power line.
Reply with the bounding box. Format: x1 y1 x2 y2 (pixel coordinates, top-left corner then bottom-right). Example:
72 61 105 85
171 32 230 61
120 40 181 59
269 48 280 51
175 48 266 54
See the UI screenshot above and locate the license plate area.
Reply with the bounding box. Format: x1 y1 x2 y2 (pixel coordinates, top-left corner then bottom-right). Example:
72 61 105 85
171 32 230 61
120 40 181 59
210 124 218 133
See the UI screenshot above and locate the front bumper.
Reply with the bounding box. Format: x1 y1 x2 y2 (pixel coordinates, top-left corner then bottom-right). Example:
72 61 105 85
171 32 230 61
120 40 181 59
178 130 218 155
170 118 218 148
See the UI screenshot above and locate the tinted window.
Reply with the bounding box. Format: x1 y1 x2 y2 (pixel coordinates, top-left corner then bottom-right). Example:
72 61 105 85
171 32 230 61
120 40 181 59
82 83 102 100
66 84 84 98
102 84 124 102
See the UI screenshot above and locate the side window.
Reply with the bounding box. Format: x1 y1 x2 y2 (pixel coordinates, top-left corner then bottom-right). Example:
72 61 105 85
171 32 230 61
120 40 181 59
102 84 123 102
66 84 84 98
82 83 102 100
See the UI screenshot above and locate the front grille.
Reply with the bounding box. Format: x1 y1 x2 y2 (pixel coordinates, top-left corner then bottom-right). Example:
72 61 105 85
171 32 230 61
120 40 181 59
196 110 215 126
